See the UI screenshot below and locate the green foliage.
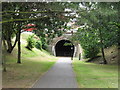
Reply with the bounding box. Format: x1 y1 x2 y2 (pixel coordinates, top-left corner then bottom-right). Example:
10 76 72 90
35 40 42 50
83 45 100 58
26 35 44 51
72 27 100 58
2 2 119 60
71 2 119 60
26 35 36 50
63 42 73 46
42 43 48 50
2 2 71 52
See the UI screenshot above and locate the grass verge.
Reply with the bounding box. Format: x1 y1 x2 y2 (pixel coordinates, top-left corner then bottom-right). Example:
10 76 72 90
72 59 118 88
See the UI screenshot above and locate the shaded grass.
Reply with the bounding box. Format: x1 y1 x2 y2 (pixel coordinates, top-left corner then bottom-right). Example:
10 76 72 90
72 60 118 88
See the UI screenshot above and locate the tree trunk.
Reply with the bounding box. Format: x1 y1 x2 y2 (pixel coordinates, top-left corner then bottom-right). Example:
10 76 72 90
2 39 7 72
7 34 18 53
6 37 12 53
17 27 21 64
99 29 107 64
101 47 107 64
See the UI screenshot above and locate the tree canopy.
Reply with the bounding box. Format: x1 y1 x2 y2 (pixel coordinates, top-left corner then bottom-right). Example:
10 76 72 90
2 2 120 65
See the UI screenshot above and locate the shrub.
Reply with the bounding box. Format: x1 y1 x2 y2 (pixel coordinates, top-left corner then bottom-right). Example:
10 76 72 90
35 40 42 50
26 35 36 50
40 37 48 50
83 45 100 58
42 43 48 50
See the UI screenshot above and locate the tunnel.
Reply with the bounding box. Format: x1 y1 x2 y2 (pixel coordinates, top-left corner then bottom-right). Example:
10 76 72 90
55 40 74 57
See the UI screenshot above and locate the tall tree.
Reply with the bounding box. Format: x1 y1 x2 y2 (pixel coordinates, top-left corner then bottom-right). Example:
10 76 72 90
71 2 119 64
2 2 75 63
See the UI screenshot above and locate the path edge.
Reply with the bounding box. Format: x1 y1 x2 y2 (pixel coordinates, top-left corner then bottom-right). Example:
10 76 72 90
31 60 58 88
71 60 79 88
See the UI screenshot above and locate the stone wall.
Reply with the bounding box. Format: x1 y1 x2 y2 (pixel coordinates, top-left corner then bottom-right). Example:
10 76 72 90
48 33 83 59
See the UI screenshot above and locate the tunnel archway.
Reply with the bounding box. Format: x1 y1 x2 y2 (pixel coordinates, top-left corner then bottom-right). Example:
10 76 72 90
55 40 74 57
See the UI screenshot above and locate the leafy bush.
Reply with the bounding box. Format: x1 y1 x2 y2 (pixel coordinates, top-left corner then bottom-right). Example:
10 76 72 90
40 37 48 50
42 43 48 50
26 35 36 50
83 45 100 58
35 40 42 50
71 27 100 59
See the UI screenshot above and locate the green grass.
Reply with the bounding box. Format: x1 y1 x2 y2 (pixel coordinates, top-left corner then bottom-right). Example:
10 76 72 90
3 46 57 88
72 59 118 88
2 33 57 88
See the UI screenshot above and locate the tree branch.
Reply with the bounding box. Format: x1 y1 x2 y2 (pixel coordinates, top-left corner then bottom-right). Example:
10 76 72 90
1 16 49 23
1 10 79 14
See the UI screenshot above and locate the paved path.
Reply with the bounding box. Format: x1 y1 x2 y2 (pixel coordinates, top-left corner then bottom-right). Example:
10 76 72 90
32 57 78 88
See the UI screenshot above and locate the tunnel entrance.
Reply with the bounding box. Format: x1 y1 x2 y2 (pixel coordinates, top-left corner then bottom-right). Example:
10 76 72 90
55 40 74 57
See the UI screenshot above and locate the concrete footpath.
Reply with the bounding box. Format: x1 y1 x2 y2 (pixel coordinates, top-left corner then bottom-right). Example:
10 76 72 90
32 57 78 88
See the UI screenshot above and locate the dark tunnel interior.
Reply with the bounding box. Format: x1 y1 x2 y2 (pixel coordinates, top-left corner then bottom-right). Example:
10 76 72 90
55 40 74 57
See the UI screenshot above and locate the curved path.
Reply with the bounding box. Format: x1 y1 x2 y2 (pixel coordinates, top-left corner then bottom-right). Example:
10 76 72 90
32 57 78 88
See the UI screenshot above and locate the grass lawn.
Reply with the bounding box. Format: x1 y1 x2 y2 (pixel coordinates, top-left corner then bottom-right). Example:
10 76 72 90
72 59 118 88
2 33 58 88
2 48 57 88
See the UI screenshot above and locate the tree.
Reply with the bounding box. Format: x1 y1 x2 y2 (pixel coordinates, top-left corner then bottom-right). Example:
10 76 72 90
2 2 75 64
2 37 7 72
71 2 119 64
